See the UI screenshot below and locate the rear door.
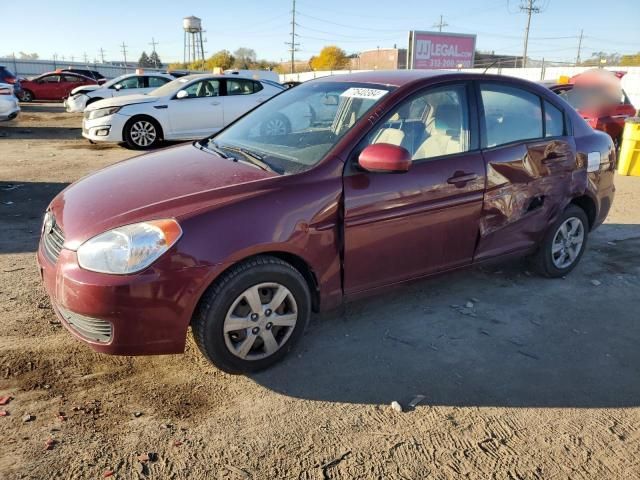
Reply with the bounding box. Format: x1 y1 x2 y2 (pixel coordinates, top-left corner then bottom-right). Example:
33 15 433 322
167 78 224 137
143 75 171 95
61 74 86 98
343 82 486 294
475 81 577 261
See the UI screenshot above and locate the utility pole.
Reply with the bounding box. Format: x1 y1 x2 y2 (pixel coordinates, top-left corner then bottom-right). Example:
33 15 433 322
120 42 128 72
99 48 106 64
575 29 583 66
149 37 160 67
52 53 58 69
520 0 541 68
433 15 448 33
83 52 89 64
286 0 300 74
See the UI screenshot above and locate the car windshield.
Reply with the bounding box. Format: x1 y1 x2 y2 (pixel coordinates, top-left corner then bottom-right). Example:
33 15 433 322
148 76 194 97
206 81 394 175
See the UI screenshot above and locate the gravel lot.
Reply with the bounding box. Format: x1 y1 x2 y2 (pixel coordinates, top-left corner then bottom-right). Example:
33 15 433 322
1 103 639 479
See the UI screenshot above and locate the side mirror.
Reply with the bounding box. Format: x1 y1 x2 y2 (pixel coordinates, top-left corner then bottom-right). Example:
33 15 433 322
176 90 189 99
113 84 123 91
358 143 411 173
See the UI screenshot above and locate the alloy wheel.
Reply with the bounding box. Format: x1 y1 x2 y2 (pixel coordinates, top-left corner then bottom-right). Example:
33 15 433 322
130 120 157 147
223 282 298 361
263 118 287 136
551 217 585 269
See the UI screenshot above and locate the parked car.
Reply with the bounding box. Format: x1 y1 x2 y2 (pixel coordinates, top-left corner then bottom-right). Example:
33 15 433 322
224 69 280 83
38 71 615 373
20 71 98 102
82 74 284 149
61 68 106 83
64 72 175 112
544 70 636 148
0 65 23 98
0 83 20 121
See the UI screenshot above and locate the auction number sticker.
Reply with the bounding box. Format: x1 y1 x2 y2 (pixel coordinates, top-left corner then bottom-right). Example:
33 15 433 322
340 88 388 100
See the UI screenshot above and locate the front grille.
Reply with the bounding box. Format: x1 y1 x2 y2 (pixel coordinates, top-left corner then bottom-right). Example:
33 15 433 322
58 307 113 343
43 218 65 263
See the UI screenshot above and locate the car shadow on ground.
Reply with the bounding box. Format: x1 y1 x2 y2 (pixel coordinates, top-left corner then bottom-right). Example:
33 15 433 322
0 126 81 141
0 181 69 254
253 224 640 409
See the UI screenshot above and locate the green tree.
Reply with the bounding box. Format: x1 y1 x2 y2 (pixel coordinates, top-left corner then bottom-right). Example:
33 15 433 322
138 51 152 68
204 50 235 71
310 46 349 71
149 51 162 68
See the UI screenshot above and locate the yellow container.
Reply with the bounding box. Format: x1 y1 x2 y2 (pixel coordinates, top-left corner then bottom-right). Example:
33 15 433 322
617 118 640 176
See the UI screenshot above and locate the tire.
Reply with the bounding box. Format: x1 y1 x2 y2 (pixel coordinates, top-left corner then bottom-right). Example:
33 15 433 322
123 116 162 149
85 97 103 107
530 204 589 278
20 90 34 102
192 255 311 374
260 113 291 136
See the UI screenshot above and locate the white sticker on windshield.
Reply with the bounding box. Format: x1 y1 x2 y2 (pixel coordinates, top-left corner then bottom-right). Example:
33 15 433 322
340 87 388 100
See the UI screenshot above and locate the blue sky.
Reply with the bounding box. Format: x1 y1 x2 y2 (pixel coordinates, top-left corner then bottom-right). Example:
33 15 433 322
3 0 639 64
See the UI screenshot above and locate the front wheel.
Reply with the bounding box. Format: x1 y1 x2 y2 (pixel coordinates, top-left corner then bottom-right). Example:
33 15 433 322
123 116 162 149
192 256 311 374
260 113 291 136
531 205 589 278
20 90 34 102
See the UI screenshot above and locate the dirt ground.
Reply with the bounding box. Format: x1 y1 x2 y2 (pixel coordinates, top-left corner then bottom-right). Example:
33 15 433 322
1 103 639 480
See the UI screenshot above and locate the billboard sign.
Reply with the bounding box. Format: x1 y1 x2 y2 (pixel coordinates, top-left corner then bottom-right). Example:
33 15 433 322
408 31 476 69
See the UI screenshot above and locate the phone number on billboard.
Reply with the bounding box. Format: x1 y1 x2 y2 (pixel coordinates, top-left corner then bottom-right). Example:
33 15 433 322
423 59 471 68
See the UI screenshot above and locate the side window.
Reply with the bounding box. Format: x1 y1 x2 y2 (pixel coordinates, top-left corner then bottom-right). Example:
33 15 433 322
365 85 470 160
62 75 82 83
253 81 264 93
544 100 564 137
480 83 543 148
41 75 60 83
147 76 170 88
118 76 143 89
226 79 255 96
182 79 220 98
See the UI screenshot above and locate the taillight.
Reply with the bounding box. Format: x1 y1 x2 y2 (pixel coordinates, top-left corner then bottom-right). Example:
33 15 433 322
4 76 16 84
0 86 12 95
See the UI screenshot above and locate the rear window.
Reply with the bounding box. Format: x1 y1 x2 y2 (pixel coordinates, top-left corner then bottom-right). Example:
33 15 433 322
544 101 565 137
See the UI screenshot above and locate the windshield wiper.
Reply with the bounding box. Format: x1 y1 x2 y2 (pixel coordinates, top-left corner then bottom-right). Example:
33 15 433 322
199 139 233 159
218 144 280 174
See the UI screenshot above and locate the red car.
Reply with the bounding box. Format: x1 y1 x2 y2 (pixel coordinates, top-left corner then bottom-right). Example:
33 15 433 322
20 71 98 102
546 70 636 148
38 71 615 373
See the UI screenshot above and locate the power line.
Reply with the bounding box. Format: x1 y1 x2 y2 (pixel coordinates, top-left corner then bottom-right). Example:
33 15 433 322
433 15 448 33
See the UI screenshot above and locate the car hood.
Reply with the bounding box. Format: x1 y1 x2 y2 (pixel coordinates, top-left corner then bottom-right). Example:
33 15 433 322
49 143 278 248
85 93 159 110
71 84 101 95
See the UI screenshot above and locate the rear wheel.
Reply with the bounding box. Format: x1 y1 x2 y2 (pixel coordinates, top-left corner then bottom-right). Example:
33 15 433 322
531 205 588 278
192 256 311 374
123 116 162 149
260 113 291 136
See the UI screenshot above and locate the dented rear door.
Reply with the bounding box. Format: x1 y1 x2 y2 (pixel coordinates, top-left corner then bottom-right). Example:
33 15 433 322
475 82 581 261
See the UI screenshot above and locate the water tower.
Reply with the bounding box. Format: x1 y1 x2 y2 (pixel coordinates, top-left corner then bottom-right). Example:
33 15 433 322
183 16 205 65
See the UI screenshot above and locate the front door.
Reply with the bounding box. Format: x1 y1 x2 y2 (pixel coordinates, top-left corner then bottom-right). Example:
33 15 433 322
167 78 224 138
36 74 64 100
343 83 486 295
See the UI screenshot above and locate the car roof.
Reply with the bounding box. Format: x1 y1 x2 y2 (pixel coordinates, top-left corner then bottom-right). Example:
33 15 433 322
177 73 273 82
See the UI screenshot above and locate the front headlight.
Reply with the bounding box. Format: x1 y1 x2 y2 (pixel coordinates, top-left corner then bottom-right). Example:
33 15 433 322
87 106 121 120
77 219 182 274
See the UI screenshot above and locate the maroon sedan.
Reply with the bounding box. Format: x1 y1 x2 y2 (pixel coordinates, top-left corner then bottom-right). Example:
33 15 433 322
38 71 615 373
20 71 97 102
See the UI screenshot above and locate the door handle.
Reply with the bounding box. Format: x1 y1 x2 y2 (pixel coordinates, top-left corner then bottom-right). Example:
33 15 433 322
211 101 221 106
447 173 478 186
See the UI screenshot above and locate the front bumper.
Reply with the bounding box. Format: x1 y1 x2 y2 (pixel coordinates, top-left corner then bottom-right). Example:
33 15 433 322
37 236 214 356
64 94 88 113
82 113 127 142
